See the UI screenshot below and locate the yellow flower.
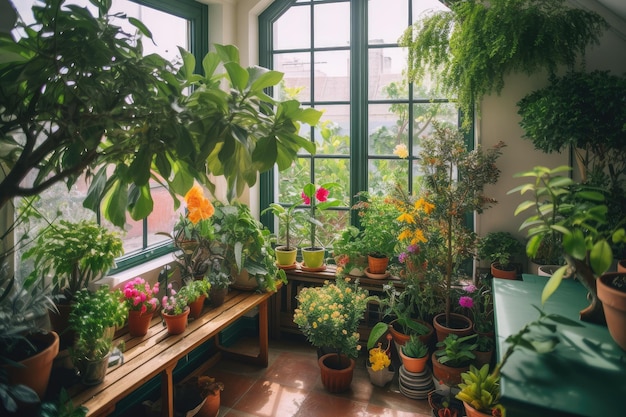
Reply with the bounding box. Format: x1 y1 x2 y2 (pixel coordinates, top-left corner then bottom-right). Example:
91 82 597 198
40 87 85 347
411 229 427 244
393 144 409 159
398 229 412 241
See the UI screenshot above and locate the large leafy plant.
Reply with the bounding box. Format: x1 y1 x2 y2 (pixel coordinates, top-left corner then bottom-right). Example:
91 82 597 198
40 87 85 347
0 0 321 227
399 0 607 122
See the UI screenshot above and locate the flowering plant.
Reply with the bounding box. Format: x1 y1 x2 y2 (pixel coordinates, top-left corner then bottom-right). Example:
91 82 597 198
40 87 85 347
293 276 370 359
161 283 190 316
301 182 340 249
458 283 493 334
123 277 159 314
171 184 217 279
368 334 392 371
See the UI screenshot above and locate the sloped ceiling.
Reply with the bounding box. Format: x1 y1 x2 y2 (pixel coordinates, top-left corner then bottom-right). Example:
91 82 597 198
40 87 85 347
596 0 626 21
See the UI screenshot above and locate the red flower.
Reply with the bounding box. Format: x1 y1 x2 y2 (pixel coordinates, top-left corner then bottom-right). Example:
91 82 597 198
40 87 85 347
301 191 311 205
316 187 329 202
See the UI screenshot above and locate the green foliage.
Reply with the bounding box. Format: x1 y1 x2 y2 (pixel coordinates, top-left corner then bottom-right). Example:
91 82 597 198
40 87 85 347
0 0 321 225
399 0 608 122
435 333 478 368
261 202 305 250
456 364 500 413
212 202 286 292
22 220 123 300
40 388 88 417
476 232 524 268
180 278 211 302
353 192 402 258
69 286 127 361
402 334 428 359
509 166 626 306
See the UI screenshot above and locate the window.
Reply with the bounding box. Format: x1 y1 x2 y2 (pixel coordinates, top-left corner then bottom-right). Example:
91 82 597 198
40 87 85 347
12 0 208 274
259 0 461 247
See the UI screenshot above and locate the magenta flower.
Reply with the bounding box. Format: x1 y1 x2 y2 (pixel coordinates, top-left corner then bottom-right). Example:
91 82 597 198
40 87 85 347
398 252 408 263
316 187 329 202
459 296 474 308
301 191 311 205
464 284 477 293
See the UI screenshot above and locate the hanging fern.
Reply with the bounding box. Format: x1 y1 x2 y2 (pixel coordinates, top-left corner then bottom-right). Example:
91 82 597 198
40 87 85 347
399 0 608 122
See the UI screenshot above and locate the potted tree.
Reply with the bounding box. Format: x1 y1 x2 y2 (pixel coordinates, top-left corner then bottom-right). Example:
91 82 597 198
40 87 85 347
510 166 626 329
476 232 525 280
69 286 127 386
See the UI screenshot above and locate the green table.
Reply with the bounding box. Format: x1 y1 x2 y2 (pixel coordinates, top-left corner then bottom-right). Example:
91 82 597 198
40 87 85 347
493 275 626 417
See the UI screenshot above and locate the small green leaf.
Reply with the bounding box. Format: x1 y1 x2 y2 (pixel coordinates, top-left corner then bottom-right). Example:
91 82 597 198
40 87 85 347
541 265 567 305
589 239 612 275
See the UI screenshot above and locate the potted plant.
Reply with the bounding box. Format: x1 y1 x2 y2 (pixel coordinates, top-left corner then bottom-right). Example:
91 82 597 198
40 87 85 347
432 333 478 387
261 201 304 268
122 277 160 338
366 334 394 387
179 278 211 320
211 202 286 292
352 191 402 274
161 283 191 335
299 182 341 270
458 284 495 368
399 334 429 373
69 286 127 386
455 364 503 417
476 231 524 279
510 165 626 328
206 261 232 308
332 226 369 276
413 122 505 332
22 220 123 347
174 375 224 417
293 276 371 393
398 0 607 125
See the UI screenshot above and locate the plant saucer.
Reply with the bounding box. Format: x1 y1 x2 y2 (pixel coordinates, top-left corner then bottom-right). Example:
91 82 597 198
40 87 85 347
276 262 298 270
364 267 390 280
299 263 327 272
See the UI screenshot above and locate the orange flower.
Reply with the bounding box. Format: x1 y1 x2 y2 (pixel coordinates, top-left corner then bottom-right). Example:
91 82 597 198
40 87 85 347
184 185 214 224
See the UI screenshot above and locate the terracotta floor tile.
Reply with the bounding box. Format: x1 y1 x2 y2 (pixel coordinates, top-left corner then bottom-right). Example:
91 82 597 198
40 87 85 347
233 379 308 417
294 390 368 417
263 351 321 390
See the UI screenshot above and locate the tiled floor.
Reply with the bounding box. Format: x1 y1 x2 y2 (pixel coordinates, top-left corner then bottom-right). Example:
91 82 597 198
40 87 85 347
207 335 434 417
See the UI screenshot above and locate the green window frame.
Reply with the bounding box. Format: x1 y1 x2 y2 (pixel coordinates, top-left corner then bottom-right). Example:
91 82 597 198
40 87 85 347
258 0 469 244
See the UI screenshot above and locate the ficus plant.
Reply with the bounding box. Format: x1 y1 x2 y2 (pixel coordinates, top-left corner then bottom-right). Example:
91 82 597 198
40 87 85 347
0 0 322 227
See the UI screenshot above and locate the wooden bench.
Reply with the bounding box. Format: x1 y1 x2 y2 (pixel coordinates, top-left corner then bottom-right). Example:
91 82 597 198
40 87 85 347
68 288 277 417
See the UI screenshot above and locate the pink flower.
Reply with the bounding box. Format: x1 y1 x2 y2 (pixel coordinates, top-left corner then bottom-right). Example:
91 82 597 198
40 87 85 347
459 296 474 308
464 284 477 293
398 252 408 263
316 187 329 202
301 191 311 205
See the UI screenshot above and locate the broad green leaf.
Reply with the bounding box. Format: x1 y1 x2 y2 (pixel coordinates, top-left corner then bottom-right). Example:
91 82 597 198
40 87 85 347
589 239 612 275
576 190 605 202
224 62 249 91
563 229 587 260
249 68 283 91
214 44 240 64
129 185 154 221
129 147 152 186
102 181 128 228
541 265 568 305
202 52 220 78
514 200 536 215
128 17 153 39
83 167 108 211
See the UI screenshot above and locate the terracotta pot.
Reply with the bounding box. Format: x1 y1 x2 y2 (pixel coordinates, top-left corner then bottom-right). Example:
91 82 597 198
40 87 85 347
196 391 220 417
368 254 389 274
428 389 463 417
433 313 473 342
490 262 517 280
431 351 469 387
398 348 428 373
472 349 493 369
188 294 207 320
617 260 626 273
463 402 492 417
389 319 434 347
128 309 153 337
275 247 297 267
318 353 355 393
49 303 74 349
209 287 228 307
302 247 326 269
163 308 190 335
597 272 626 351
7 331 59 399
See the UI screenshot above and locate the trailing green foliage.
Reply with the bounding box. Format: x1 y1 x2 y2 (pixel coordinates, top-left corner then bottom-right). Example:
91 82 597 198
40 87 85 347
399 0 608 121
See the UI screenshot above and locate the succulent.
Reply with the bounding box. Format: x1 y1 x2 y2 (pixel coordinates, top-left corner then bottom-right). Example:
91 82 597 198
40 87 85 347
402 334 428 358
456 364 501 413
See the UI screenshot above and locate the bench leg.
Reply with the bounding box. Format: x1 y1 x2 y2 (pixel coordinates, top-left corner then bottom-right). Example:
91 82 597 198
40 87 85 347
216 299 269 367
161 364 175 417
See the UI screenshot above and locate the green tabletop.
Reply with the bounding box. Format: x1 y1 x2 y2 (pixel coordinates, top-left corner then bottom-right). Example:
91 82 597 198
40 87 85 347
493 275 626 417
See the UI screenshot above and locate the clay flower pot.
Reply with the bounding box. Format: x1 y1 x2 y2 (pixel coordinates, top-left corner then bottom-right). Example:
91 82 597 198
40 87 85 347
163 308 190 335
128 310 153 337
318 353 355 393
431 351 469 387
188 295 207 320
398 348 428 373
433 313 473 342
597 272 626 351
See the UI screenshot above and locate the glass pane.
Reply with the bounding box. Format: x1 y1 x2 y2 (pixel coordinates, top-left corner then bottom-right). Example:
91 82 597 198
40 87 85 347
148 187 184 247
274 52 312 102
313 50 350 102
313 2 350 48
314 158 351 207
278 158 311 203
412 102 458 153
369 47 407 100
369 0 408 44
368 159 409 195
313 104 350 155
274 5 311 49
412 0 450 23
368 103 409 155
